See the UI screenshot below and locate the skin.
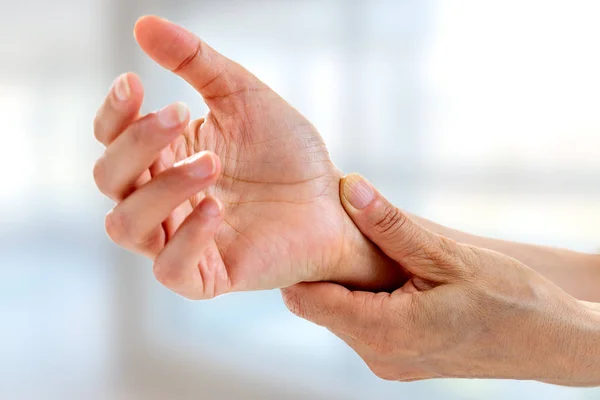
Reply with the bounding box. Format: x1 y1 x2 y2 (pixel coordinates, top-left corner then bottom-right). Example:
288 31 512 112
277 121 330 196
94 16 600 302
282 174 600 386
93 16 404 299
93 15 600 384
410 215 600 303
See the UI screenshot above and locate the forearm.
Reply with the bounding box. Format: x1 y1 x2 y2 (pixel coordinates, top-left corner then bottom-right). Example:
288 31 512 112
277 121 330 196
411 214 600 302
543 301 600 387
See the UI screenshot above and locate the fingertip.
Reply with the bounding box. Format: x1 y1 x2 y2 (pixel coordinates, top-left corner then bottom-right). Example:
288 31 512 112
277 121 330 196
124 72 144 97
175 151 221 181
133 15 199 71
111 72 144 109
201 196 224 219
133 15 163 51
341 173 376 211
133 15 163 40
157 102 190 128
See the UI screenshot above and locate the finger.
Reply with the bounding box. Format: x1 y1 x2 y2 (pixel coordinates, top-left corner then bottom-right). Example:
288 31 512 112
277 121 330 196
153 196 227 300
105 151 221 257
94 73 144 145
133 16 265 109
340 174 464 282
281 282 381 339
93 102 190 201
152 119 206 236
148 118 204 179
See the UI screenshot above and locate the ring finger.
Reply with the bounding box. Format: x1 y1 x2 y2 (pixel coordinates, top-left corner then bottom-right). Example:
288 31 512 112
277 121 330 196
104 151 221 257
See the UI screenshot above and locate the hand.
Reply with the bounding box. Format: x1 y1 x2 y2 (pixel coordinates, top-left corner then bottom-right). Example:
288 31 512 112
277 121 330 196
282 174 600 386
408 213 600 303
93 16 402 299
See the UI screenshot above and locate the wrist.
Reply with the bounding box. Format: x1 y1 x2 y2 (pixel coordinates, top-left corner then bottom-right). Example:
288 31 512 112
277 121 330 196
328 215 407 292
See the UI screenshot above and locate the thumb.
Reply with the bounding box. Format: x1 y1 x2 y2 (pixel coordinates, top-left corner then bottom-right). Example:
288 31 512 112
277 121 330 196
281 282 378 339
340 174 464 282
133 16 265 108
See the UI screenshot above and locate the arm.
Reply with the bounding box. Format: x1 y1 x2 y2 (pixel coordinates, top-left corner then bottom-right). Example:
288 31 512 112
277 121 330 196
284 174 600 386
411 214 600 302
543 301 600 387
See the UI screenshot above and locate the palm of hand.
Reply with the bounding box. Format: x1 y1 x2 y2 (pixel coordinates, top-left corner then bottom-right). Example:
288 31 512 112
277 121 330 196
159 88 348 296
133 16 404 298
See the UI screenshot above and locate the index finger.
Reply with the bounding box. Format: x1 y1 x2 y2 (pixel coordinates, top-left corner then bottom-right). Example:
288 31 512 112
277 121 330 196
281 282 381 339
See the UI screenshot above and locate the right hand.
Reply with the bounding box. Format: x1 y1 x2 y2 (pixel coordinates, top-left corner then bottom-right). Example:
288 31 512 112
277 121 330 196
93 16 403 299
282 174 600 386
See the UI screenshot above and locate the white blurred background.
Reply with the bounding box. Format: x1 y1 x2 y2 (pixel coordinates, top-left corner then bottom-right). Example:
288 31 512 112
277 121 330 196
1 0 600 399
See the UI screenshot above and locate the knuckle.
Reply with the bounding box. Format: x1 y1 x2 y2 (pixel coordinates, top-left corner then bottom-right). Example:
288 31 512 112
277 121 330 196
92 157 107 190
424 235 467 277
373 204 407 238
457 244 483 275
93 113 105 142
93 156 121 199
133 227 165 255
188 118 204 141
105 210 164 255
173 40 203 73
436 235 461 262
154 256 211 301
153 257 183 290
421 240 453 266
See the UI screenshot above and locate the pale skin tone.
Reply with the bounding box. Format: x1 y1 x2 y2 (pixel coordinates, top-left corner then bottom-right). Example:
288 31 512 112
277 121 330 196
94 16 600 384
282 174 600 386
93 15 404 300
410 216 600 303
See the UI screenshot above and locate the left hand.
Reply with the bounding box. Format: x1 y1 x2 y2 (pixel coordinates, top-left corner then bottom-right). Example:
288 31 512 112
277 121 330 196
93 16 402 299
282 174 600 385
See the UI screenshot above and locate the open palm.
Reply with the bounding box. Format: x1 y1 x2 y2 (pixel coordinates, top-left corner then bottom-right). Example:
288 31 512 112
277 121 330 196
121 16 401 298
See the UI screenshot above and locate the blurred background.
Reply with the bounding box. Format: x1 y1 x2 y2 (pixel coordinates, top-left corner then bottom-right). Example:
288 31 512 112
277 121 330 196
1 0 600 399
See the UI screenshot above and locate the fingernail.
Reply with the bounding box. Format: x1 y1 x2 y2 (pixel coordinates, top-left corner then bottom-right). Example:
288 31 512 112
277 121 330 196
114 74 131 102
343 174 374 210
203 198 222 217
158 102 189 128
188 151 216 179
